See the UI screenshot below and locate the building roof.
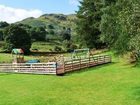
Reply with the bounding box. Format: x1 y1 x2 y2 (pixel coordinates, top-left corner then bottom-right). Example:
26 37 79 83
12 49 24 54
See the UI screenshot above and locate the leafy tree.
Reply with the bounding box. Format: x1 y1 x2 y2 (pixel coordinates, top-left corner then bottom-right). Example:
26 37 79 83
62 27 71 41
49 29 55 35
30 27 47 41
76 0 103 49
48 24 54 29
0 30 3 40
100 0 140 60
0 21 9 41
16 23 32 33
0 21 9 28
3 24 31 54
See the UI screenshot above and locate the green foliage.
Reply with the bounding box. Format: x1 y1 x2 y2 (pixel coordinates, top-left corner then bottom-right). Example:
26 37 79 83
0 21 9 28
18 14 77 43
0 21 9 41
100 0 140 58
3 24 31 54
62 27 71 41
48 29 55 35
30 27 47 41
62 40 77 52
76 0 103 49
53 46 62 52
19 18 46 28
48 24 54 29
0 30 3 40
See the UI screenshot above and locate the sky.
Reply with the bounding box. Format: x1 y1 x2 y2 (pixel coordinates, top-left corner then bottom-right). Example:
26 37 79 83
0 0 80 23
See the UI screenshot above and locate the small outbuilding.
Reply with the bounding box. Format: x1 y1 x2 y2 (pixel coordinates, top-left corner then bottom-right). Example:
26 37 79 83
12 48 24 63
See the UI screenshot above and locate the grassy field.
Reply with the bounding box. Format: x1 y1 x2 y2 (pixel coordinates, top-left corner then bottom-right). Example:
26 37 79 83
0 41 63 52
0 53 41 63
0 53 139 105
0 41 63 63
31 41 62 52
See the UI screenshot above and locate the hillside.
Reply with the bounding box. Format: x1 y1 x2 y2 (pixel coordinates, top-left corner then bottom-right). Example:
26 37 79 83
18 14 77 36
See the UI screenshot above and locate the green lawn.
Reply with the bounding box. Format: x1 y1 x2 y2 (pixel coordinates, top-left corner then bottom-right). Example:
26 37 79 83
0 53 139 105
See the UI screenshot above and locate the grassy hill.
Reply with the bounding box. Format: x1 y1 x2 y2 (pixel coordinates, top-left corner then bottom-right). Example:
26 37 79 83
16 14 78 50
18 14 77 36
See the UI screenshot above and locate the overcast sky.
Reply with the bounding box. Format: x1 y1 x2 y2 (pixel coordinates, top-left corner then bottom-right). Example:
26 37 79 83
0 0 80 23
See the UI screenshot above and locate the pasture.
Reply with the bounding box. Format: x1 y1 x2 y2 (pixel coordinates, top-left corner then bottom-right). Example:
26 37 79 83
0 53 139 105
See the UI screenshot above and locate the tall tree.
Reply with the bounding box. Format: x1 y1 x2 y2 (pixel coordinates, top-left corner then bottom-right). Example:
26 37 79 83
100 0 140 60
0 21 9 28
3 24 31 54
0 21 9 41
76 0 103 49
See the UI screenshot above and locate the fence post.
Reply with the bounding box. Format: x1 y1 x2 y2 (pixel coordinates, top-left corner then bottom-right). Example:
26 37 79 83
104 55 105 63
88 56 90 67
56 57 65 76
72 59 74 71
80 57 81 69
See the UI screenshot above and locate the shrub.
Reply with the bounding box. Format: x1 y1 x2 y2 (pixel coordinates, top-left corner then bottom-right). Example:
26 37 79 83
54 46 62 52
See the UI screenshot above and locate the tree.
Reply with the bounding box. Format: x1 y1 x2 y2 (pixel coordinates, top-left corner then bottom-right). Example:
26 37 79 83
0 21 9 28
76 0 103 49
62 27 71 41
100 0 140 60
48 24 54 29
0 21 9 41
0 30 3 40
30 27 47 41
3 24 31 54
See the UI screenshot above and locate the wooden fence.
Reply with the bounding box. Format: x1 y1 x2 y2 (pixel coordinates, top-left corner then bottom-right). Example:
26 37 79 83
0 55 111 75
56 55 111 75
0 62 57 74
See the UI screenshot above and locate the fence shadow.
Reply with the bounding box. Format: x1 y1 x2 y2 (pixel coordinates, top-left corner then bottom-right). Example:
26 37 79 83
0 73 12 76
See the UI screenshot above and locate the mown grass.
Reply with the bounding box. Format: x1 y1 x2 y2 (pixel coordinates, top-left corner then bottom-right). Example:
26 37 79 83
0 52 139 105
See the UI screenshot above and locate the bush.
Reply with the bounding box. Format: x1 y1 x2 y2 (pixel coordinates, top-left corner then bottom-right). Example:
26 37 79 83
67 44 78 52
48 24 54 29
49 30 55 35
62 40 78 52
30 27 47 41
54 46 62 52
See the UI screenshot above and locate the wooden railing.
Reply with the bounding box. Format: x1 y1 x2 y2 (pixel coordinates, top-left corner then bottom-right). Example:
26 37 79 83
56 55 111 75
0 62 57 74
0 55 111 75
